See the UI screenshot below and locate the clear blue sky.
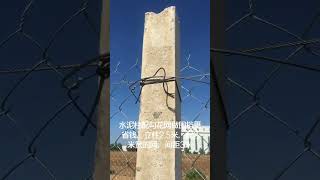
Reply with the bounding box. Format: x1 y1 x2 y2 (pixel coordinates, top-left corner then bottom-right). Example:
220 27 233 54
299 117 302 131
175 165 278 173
1 0 318 179
224 0 320 179
0 0 101 179
110 0 210 143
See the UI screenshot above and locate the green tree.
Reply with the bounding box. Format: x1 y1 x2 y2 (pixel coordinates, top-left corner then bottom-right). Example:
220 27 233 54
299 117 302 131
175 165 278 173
199 148 205 155
193 151 198 154
184 147 191 154
110 143 122 151
127 145 137 151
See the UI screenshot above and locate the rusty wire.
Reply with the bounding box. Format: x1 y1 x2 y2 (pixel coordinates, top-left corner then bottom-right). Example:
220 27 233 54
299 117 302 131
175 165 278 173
212 0 320 179
110 52 210 179
0 0 107 179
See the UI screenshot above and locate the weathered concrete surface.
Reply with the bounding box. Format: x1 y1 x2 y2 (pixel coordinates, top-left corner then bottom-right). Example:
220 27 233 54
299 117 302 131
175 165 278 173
135 6 181 180
93 0 109 179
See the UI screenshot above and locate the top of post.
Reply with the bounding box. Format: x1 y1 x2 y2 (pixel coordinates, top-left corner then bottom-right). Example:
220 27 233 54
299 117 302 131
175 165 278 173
145 6 176 16
144 6 179 24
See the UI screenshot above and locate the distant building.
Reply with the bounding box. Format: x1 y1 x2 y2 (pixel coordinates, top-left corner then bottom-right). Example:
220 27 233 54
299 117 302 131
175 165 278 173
181 125 210 154
121 124 210 154
122 145 127 151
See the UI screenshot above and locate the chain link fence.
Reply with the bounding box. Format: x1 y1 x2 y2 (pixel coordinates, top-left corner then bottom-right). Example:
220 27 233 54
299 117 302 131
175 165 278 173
0 0 108 179
110 51 210 180
212 0 320 179
2 0 318 179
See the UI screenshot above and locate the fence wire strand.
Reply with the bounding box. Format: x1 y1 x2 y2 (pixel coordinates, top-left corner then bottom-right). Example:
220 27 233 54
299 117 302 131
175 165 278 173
213 0 320 179
2 0 319 179
110 53 210 180
0 0 107 179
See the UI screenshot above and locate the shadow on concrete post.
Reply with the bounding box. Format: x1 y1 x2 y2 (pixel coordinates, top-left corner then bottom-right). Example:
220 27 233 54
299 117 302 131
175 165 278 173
93 0 110 180
211 0 228 180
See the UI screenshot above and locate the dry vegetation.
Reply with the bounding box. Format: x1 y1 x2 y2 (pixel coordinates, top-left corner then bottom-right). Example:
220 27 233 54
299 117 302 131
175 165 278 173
110 151 210 180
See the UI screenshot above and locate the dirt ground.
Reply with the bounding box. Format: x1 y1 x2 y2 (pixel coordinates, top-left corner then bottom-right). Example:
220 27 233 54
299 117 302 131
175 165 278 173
110 151 210 180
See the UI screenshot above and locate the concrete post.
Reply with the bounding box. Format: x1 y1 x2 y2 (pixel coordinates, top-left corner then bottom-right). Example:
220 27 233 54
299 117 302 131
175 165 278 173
93 0 109 179
211 0 227 179
135 6 181 180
